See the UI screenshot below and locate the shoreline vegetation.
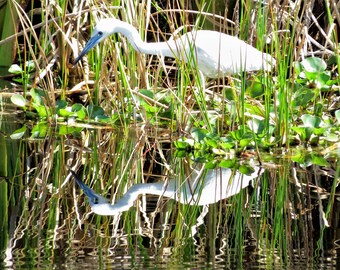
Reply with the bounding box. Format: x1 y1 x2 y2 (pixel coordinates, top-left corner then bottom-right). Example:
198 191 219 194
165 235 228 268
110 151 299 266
0 1 339 268
1 1 338 151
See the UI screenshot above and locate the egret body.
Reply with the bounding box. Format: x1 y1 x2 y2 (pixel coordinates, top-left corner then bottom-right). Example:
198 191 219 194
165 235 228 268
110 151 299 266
74 18 275 78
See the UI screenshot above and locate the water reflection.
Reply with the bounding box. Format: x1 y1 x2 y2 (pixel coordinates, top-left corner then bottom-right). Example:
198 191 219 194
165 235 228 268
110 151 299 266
0 120 339 269
70 165 262 216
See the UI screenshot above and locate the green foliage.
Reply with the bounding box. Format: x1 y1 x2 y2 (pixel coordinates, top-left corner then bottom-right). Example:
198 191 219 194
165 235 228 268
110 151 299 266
294 57 333 91
11 88 114 122
10 89 120 138
8 60 35 85
134 89 173 124
9 126 27 140
246 78 265 98
291 149 330 167
174 126 259 161
2 2 339 268
11 88 49 117
291 113 339 145
336 110 340 125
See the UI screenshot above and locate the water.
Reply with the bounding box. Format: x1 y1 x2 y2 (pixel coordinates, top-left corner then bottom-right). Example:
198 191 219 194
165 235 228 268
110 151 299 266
0 110 339 269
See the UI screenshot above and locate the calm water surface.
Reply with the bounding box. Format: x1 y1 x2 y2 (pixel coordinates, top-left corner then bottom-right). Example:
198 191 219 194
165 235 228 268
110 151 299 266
0 110 339 269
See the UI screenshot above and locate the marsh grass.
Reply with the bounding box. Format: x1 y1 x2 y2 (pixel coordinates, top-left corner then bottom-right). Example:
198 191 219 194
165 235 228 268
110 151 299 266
3 0 339 148
0 0 339 268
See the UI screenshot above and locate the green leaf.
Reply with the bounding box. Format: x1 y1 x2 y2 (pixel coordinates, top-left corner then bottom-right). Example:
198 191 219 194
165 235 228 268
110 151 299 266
204 136 218 148
211 148 226 155
246 81 264 98
10 126 27 139
223 87 238 101
8 64 23 74
76 110 87 120
300 57 327 73
59 108 74 117
323 132 338 142
87 104 105 118
313 127 326 136
248 119 265 135
71 104 87 119
136 89 157 113
191 128 208 142
239 138 253 148
34 105 49 118
31 122 48 138
335 110 340 125
58 125 83 135
239 165 255 176
174 140 191 149
72 103 83 111
294 61 303 75
301 114 321 128
25 60 35 72
11 94 27 107
229 130 243 141
30 88 46 106
12 77 24 84
141 103 157 113
139 89 154 99
56 100 67 110
292 127 307 141
327 54 340 65
174 150 189 158
291 152 306 164
317 71 331 86
219 137 235 149
95 115 110 122
311 154 330 167
219 159 236 168
292 88 314 107
245 104 265 118
305 70 331 86
205 161 218 169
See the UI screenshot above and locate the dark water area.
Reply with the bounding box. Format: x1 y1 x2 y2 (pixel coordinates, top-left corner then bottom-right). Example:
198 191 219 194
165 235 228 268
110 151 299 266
0 107 339 269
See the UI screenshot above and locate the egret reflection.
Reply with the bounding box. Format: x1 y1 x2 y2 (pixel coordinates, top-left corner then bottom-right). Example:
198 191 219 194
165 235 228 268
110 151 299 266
71 165 262 216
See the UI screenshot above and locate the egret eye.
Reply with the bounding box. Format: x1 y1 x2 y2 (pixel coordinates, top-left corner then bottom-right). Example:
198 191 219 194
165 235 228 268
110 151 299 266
98 31 103 36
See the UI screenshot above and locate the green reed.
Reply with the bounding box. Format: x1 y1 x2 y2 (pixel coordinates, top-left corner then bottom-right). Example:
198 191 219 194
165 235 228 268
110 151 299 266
1 0 339 268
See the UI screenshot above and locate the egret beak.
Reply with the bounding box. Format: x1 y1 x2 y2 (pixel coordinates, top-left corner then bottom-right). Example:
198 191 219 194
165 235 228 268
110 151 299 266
73 35 102 65
70 170 109 205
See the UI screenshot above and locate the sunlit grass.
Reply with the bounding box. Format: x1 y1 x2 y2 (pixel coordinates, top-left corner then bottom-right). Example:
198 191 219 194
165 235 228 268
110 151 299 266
3 0 338 149
0 0 339 268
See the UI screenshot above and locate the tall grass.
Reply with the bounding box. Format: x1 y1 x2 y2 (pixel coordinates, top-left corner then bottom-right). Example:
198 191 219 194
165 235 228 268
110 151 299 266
1 0 338 144
0 0 339 268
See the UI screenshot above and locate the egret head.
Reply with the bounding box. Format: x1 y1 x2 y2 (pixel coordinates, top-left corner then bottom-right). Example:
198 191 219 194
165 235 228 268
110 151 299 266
73 18 117 65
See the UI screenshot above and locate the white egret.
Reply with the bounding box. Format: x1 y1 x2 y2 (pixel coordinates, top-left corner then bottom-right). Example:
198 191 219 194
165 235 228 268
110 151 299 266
73 18 275 78
70 166 262 216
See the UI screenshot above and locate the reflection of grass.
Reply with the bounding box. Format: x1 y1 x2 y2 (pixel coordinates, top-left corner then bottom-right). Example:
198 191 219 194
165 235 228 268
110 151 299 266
2 127 339 266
